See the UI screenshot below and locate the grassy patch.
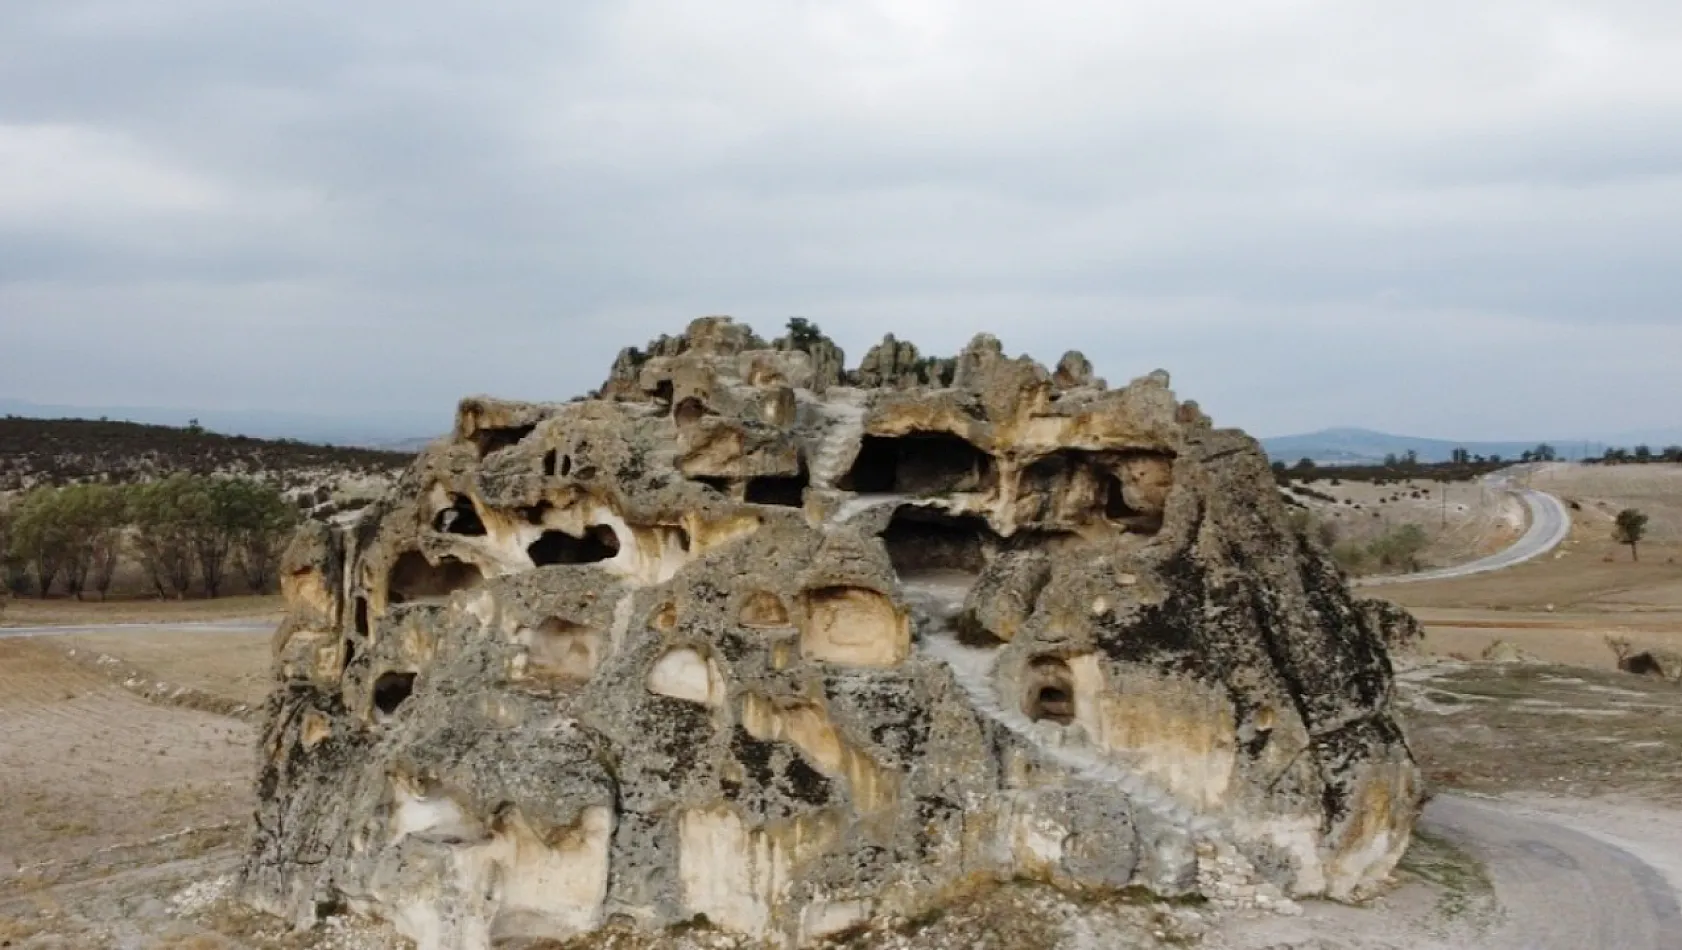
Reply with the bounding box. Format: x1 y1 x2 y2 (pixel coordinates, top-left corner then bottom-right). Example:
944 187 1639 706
1396 829 1496 922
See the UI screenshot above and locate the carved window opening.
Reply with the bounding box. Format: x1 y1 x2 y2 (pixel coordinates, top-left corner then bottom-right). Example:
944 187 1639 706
1025 656 1076 724
839 432 991 495
744 462 809 508
528 525 621 566
373 671 416 719
388 552 484 604
472 424 536 458
432 495 486 536
1102 471 1137 520
523 618 601 682
881 506 996 576
674 397 708 426
692 475 734 497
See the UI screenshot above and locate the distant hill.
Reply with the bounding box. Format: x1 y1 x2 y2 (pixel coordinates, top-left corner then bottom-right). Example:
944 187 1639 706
1260 427 1607 465
0 398 443 448
0 416 413 492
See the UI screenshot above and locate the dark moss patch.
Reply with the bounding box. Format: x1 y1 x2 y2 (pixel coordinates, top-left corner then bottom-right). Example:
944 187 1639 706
732 725 778 786
779 756 833 806
649 698 715 779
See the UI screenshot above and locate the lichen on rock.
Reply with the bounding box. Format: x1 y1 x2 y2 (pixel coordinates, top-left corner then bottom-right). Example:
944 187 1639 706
241 316 1425 948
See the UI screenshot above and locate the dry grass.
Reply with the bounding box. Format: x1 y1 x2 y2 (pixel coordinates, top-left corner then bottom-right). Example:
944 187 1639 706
1289 475 1524 573
1530 462 1682 542
59 628 276 708
1399 662 1682 805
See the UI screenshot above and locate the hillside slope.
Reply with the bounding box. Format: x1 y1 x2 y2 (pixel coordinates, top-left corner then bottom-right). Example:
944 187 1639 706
0 417 414 492
1262 427 1604 464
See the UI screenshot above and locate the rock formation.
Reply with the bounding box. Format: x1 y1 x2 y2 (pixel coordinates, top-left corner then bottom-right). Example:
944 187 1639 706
243 317 1424 949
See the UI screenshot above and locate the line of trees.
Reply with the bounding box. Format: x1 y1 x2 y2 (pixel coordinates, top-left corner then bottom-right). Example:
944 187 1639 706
0 475 298 599
1595 445 1682 465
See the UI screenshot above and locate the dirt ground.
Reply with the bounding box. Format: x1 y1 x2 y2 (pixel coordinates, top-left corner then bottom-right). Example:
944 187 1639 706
57 628 277 708
1398 659 1682 804
0 640 253 880
1 593 284 627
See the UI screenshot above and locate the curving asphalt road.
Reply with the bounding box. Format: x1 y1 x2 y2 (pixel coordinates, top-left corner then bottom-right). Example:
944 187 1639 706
1359 476 1572 587
1424 795 1682 949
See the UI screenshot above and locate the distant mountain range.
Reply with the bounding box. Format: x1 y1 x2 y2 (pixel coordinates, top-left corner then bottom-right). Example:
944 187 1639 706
0 398 447 449
1260 426 1682 465
4 398 1677 466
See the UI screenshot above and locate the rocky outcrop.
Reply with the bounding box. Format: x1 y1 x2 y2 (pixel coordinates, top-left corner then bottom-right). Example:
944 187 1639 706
856 334 955 389
242 316 1424 949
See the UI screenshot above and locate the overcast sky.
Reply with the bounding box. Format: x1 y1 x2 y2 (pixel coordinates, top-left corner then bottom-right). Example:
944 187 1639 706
3 1 1680 440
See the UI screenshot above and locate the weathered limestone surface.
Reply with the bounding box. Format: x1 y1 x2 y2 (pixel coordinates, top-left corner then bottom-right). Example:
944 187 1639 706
243 317 1424 949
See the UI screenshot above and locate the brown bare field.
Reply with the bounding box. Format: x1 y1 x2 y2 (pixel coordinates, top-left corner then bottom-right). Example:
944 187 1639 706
1 593 284 627
59 628 277 708
0 639 253 879
1530 462 1682 542
1371 463 1682 670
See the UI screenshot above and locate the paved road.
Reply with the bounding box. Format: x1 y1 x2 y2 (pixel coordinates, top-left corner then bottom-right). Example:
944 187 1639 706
1424 795 1682 949
1360 477 1572 587
0 618 275 640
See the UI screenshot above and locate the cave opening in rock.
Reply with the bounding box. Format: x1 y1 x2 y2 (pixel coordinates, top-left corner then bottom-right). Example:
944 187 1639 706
839 432 992 495
473 424 536 458
542 450 558 477
353 597 369 636
1024 657 1076 724
527 525 621 566
432 495 487 536
651 378 674 408
739 590 791 627
1102 471 1136 519
800 586 907 667
881 506 996 576
674 396 708 426
745 463 809 508
692 475 734 497
523 619 601 682
388 552 484 604
373 671 416 718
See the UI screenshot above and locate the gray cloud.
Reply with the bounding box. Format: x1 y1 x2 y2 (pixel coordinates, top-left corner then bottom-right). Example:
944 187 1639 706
2 0 1681 440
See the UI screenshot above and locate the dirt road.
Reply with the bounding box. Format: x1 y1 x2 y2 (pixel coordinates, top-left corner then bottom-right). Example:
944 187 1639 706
1424 795 1682 949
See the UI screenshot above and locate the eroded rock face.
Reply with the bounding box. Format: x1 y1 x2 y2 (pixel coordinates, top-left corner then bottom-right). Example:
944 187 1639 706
243 316 1424 948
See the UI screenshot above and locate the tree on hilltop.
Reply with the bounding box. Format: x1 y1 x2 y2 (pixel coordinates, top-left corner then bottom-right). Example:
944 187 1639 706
784 317 826 353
